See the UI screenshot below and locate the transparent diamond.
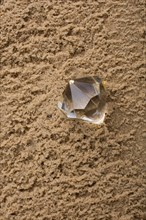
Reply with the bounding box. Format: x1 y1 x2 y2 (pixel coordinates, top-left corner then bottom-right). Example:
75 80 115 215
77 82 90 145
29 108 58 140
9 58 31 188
58 76 107 124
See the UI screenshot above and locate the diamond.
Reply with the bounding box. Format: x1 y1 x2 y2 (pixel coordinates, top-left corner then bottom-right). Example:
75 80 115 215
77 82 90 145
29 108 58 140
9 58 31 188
58 76 107 124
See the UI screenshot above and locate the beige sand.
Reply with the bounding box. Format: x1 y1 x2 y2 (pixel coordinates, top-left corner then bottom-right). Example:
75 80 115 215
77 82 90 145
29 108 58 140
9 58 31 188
0 0 146 219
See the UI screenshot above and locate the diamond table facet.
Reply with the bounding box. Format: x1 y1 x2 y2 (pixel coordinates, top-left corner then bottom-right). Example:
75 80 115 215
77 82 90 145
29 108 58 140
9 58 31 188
58 76 107 124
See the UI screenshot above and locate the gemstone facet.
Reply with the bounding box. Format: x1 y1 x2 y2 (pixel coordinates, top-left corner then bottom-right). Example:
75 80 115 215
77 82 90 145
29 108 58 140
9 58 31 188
58 76 107 124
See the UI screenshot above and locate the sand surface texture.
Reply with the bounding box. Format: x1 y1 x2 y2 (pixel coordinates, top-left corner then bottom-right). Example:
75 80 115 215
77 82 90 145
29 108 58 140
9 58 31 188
0 0 146 220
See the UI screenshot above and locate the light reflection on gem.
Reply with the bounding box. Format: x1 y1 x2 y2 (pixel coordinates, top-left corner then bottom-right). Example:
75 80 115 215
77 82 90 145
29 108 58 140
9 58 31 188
58 76 107 124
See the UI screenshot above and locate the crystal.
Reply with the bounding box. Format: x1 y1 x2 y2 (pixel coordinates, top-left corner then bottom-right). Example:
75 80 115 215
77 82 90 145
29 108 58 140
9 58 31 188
58 76 107 124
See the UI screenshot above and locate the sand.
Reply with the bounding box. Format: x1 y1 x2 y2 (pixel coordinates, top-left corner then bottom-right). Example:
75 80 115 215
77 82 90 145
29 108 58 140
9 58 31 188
0 0 146 219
